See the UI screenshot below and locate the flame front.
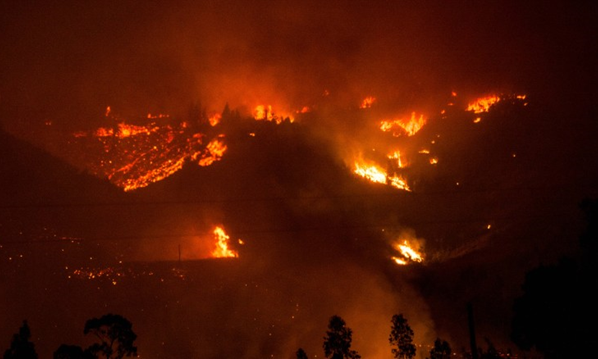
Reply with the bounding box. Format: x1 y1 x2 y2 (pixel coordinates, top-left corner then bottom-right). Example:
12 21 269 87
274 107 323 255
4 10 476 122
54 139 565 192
254 105 294 124
380 112 426 137
71 112 221 191
211 226 238 258
387 151 406 169
467 95 500 113
209 113 221 127
196 137 227 167
353 159 410 191
391 240 423 265
360 96 376 109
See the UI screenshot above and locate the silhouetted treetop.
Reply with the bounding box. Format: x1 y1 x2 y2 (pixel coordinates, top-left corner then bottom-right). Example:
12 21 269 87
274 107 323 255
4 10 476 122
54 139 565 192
296 348 308 359
428 338 451 359
389 314 416 359
323 315 361 359
84 314 137 359
3 320 38 359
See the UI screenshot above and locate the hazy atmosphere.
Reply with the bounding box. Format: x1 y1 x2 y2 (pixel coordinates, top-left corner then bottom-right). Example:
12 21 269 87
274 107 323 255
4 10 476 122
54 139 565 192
1 1 597 358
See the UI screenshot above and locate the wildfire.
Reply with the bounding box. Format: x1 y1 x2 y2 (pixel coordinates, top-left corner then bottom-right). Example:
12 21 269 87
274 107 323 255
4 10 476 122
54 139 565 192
196 137 227 167
69 266 187 283
254 105 294 124
387 151 406 169
208 113 221 127
69 108 231 191
147 113 170 120
211 226 238 258
467 95 500 114
353 159 410 191
380 112 426 137
360 96 376 109
391 240 424 265
297 106 311 114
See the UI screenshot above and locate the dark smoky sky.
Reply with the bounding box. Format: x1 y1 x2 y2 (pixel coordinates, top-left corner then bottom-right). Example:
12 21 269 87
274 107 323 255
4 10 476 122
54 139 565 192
1 0 595 122
1 1 598 358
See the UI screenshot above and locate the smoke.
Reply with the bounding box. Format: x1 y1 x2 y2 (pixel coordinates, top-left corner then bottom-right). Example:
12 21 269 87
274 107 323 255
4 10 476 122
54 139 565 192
1 0 564 123
1 1 597 357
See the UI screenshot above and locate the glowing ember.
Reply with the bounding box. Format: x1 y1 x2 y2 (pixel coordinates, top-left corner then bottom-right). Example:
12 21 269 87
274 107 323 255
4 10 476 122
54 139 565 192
147 113 170 120
380 112 426 137
211 226 238 258
360 96 376 109
467 95 500 113
70 110 228 191
391 240 423 265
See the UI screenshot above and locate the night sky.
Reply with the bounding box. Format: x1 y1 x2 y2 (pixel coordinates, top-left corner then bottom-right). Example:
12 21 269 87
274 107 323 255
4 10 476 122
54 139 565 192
1 1 597 358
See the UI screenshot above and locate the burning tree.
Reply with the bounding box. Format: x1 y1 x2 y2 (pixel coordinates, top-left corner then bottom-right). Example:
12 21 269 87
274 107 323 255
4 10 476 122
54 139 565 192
389 314 416 359
322 315 361 359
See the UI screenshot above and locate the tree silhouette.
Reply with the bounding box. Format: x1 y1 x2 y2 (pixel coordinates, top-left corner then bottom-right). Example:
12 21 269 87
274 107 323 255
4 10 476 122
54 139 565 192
511 198 598 358
478 338 505 359
3 320 38 359
84 314 137 359
296 348 308 359
389 314 416 359
323 315 361 359
428 338 451 359
53 345 92 359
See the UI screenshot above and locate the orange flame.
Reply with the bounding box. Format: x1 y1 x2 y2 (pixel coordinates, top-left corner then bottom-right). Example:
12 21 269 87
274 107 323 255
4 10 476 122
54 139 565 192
297 106 311 114
380 112 426 137
467 95 500 113
387 151 406 168
391 240 423 265
197 137 227 167
353 159 410 191
254 105 294 124
360 96 376 109
209 113 222 127
116 123 155 138
72 108 229 192
147 113 170 120
211 226 238 258
354 160 387 185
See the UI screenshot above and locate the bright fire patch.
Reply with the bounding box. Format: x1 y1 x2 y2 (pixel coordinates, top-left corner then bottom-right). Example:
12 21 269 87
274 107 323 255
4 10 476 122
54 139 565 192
70 112 228 191
467 95 500 113
254 105 294 124
353 159 410 191
380 112 426 137
360 96 376 109
211 226 238 258
391 240 423 265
